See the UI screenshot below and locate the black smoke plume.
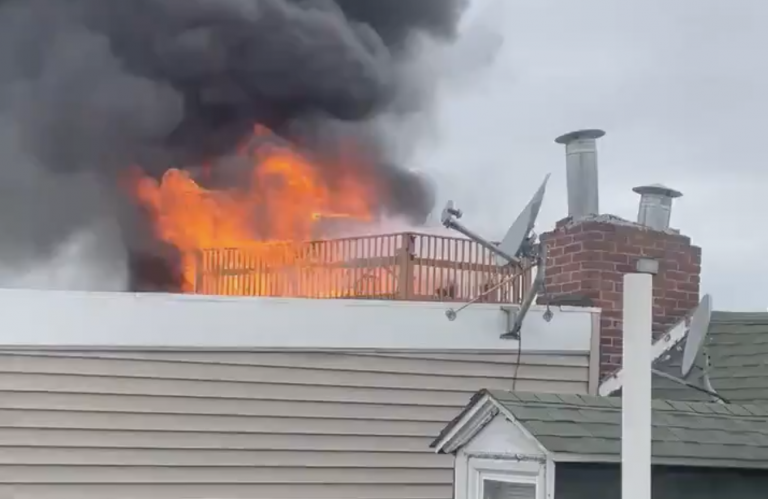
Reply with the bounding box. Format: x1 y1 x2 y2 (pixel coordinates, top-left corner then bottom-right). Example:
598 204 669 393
0 0 466 291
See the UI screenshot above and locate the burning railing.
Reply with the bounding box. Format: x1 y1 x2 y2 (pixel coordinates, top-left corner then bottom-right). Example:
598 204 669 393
192 232 532 303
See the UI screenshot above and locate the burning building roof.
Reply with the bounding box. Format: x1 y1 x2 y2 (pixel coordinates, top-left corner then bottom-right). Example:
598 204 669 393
0 0 467 293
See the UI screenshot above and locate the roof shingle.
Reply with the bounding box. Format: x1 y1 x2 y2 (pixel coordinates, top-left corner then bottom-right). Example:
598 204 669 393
485 389 768 468
652 311 768 403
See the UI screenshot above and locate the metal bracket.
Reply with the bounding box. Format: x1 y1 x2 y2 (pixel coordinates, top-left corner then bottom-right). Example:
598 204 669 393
499 305 520 340
498 243 547 340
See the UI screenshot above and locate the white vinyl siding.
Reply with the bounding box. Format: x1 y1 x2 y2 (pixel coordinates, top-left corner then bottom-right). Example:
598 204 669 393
0 349 588 499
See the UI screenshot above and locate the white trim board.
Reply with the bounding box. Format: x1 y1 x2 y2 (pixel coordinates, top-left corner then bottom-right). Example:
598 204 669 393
435 394 498 455
468 457 546 499
598 315 690 396
0 288 596 352
434 395 549 457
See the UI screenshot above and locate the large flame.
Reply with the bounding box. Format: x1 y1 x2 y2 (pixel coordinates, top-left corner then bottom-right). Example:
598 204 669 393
130 125 380 295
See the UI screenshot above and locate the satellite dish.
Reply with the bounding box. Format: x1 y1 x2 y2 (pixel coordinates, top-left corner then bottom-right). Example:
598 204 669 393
681 294 713 377
496 174 550 266
440 174 552 336
602 293 723 402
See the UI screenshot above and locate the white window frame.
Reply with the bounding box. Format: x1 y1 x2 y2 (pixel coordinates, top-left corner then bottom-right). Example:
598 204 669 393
467 457 546 499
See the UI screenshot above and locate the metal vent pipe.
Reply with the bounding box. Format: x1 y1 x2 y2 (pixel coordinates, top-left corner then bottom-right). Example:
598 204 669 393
555 129 605 218
632 184 682 231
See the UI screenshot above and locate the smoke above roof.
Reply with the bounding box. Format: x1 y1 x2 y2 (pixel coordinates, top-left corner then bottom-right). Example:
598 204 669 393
0 0 467 288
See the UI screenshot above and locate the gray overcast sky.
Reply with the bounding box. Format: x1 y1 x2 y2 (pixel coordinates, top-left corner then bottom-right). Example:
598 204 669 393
414 0 768 311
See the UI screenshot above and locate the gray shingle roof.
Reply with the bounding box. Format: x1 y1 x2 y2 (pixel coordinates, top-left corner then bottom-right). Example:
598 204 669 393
651 311 768 403
483 389 768 468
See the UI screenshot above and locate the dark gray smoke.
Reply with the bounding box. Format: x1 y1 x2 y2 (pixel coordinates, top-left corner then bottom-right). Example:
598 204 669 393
0 0 466 289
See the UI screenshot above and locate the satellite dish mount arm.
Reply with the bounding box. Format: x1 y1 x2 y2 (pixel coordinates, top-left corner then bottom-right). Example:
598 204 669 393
501 242 547 340
441 203 521 265
441 175 551 338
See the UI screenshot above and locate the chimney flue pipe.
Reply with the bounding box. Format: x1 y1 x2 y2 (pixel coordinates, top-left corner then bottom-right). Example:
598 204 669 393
555 129 605 218
632 183 682 231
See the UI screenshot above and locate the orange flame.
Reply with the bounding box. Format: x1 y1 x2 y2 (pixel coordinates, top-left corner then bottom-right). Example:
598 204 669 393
130 125 379 294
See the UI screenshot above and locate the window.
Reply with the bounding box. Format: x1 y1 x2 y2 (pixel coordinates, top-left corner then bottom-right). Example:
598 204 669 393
465 458 545 499
483 478 537 499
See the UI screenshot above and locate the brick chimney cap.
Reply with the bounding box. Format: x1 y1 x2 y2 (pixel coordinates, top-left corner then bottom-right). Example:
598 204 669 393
632 183 683 199
555 129 606 144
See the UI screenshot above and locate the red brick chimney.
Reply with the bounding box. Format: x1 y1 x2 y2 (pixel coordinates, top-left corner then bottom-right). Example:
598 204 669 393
546 130 701 379
539 217 701 378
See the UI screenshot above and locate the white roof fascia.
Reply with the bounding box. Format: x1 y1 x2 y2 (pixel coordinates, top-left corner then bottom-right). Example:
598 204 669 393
0 288 597 353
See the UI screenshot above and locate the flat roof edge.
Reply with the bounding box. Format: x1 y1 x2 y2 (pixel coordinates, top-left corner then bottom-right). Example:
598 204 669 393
0 289 595 352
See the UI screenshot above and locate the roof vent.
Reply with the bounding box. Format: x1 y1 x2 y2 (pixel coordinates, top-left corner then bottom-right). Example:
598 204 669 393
632 183 683 231
555 129 605 218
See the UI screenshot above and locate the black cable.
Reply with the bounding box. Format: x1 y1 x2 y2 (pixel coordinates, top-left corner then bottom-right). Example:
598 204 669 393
512 331 522 391
650 368 731 404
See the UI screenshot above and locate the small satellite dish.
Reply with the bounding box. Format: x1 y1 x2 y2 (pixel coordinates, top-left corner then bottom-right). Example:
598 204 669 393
681 294 713 377
495 174 550 266
440 174 552 336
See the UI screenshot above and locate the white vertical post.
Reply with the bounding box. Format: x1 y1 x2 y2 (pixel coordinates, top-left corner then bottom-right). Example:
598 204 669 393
622 259 655 499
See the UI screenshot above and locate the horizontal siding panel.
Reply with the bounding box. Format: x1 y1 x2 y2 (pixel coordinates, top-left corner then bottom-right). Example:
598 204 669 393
0 373 476 406
0 391 459 422
373 351 589 366
0 483 452 499
0 348 591 499
0 409 443 436
0 372 586 404
0 465 453 484
0 354 587 389
0 428 432 451
0 349 589 367
2 350 589 372
0 447 453 468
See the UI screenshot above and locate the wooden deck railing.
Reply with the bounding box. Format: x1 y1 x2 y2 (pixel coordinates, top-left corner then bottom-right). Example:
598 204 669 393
192 232 532 303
